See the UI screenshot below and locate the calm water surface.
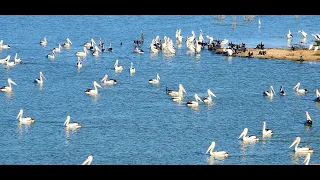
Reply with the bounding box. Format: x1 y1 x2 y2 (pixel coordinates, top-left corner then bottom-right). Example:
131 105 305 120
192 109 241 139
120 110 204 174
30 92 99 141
0 15 320 165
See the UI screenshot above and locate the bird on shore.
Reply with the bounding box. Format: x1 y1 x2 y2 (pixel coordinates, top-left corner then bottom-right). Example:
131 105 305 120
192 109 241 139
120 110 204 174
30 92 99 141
287 30 293 39
298 30 307 38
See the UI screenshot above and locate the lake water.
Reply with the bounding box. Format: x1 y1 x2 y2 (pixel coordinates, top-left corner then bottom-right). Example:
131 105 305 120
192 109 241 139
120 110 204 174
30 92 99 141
1 15 320 165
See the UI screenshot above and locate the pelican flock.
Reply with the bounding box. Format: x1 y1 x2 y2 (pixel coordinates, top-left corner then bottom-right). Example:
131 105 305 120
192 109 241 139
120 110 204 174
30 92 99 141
3 19 320 165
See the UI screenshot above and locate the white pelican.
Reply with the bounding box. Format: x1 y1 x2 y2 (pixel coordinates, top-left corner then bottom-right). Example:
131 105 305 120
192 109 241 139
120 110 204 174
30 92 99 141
76 57 82 69
186 93 203 107
289 136 313 153
305 111 312 125
14 53 21 64
5 57 16 68
262 121 273 136
34 71 46 84
64 115 81 129
167 84 186 97
63 38 72 48
101 74 117 85
40 36 47 46
293 82 308 94
258 19 261 26
134 46 144 54
287 30 293 39
1 78 17 93
92 45 101 57
298 30 307 38
314 89 320 102
114 59 123 71
53 44 62 53
0 55 10 64
238 128 259 142
85 81 102 96
16 109 35 124
205 141 228 158
263 85 276 98
202 89 216 104
148 73 160 85
75 47 88 57
129 62 136 74
47 50 56 60
84 39 95 48
0 40 10 49
280 86 286 96
82 155 93 165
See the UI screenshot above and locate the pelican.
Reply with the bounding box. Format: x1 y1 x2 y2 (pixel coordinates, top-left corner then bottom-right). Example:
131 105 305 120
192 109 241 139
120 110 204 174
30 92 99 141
92 45 101 57
1 78 17 93
258 18 261 26
101 74 117 85
85 81 102 96
311 34 320 41
186 93 203 107
64 115 81 129
280 86 286 96
129 62 136 74
76 57 82 69
287 30 293 39
82 155 93 165
263 85 276 97
205 141 228 158
34 71 46 84
47 50 56 59
298 30 307 38
202 89 216 104
238 128 259 142
262 121 273 136
16 109 35 124
53 44 62 53
167 84 186 97
289 136 313 153
293 82 308 94
148 73 160 85
0 40 10 49
314 89 320 102
63 38 72 48
114 59 123 71
305 111 312 125
14 53 21 64
0 55 10 64
40 36 47 46
134 46 144 54
5 57 16 68
75 47 88 57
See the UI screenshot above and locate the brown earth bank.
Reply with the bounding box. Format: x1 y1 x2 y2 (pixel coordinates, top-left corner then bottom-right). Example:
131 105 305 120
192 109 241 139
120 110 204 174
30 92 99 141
214 47 320 62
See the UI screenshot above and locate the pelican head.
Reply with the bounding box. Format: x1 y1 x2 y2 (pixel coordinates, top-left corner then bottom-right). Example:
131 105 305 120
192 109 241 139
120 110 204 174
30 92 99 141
179 84 187 94
40 72 46 80
16 109 23 119
64 115 71 126
82 155 93 165
205 141 216 154
195 93 203 102
289 137 301 148
8 78 17 86
208 89 216 98
238 128 248 139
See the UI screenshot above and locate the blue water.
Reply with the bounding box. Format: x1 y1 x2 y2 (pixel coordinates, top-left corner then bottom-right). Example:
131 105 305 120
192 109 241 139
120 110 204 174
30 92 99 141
1 15 320 165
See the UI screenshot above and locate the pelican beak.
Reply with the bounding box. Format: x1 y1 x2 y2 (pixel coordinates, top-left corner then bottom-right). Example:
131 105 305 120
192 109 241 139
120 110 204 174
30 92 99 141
289 139 297 148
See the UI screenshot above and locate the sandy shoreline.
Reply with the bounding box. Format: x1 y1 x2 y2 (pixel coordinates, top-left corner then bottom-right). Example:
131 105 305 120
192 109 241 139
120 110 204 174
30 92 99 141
214 47 320 62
